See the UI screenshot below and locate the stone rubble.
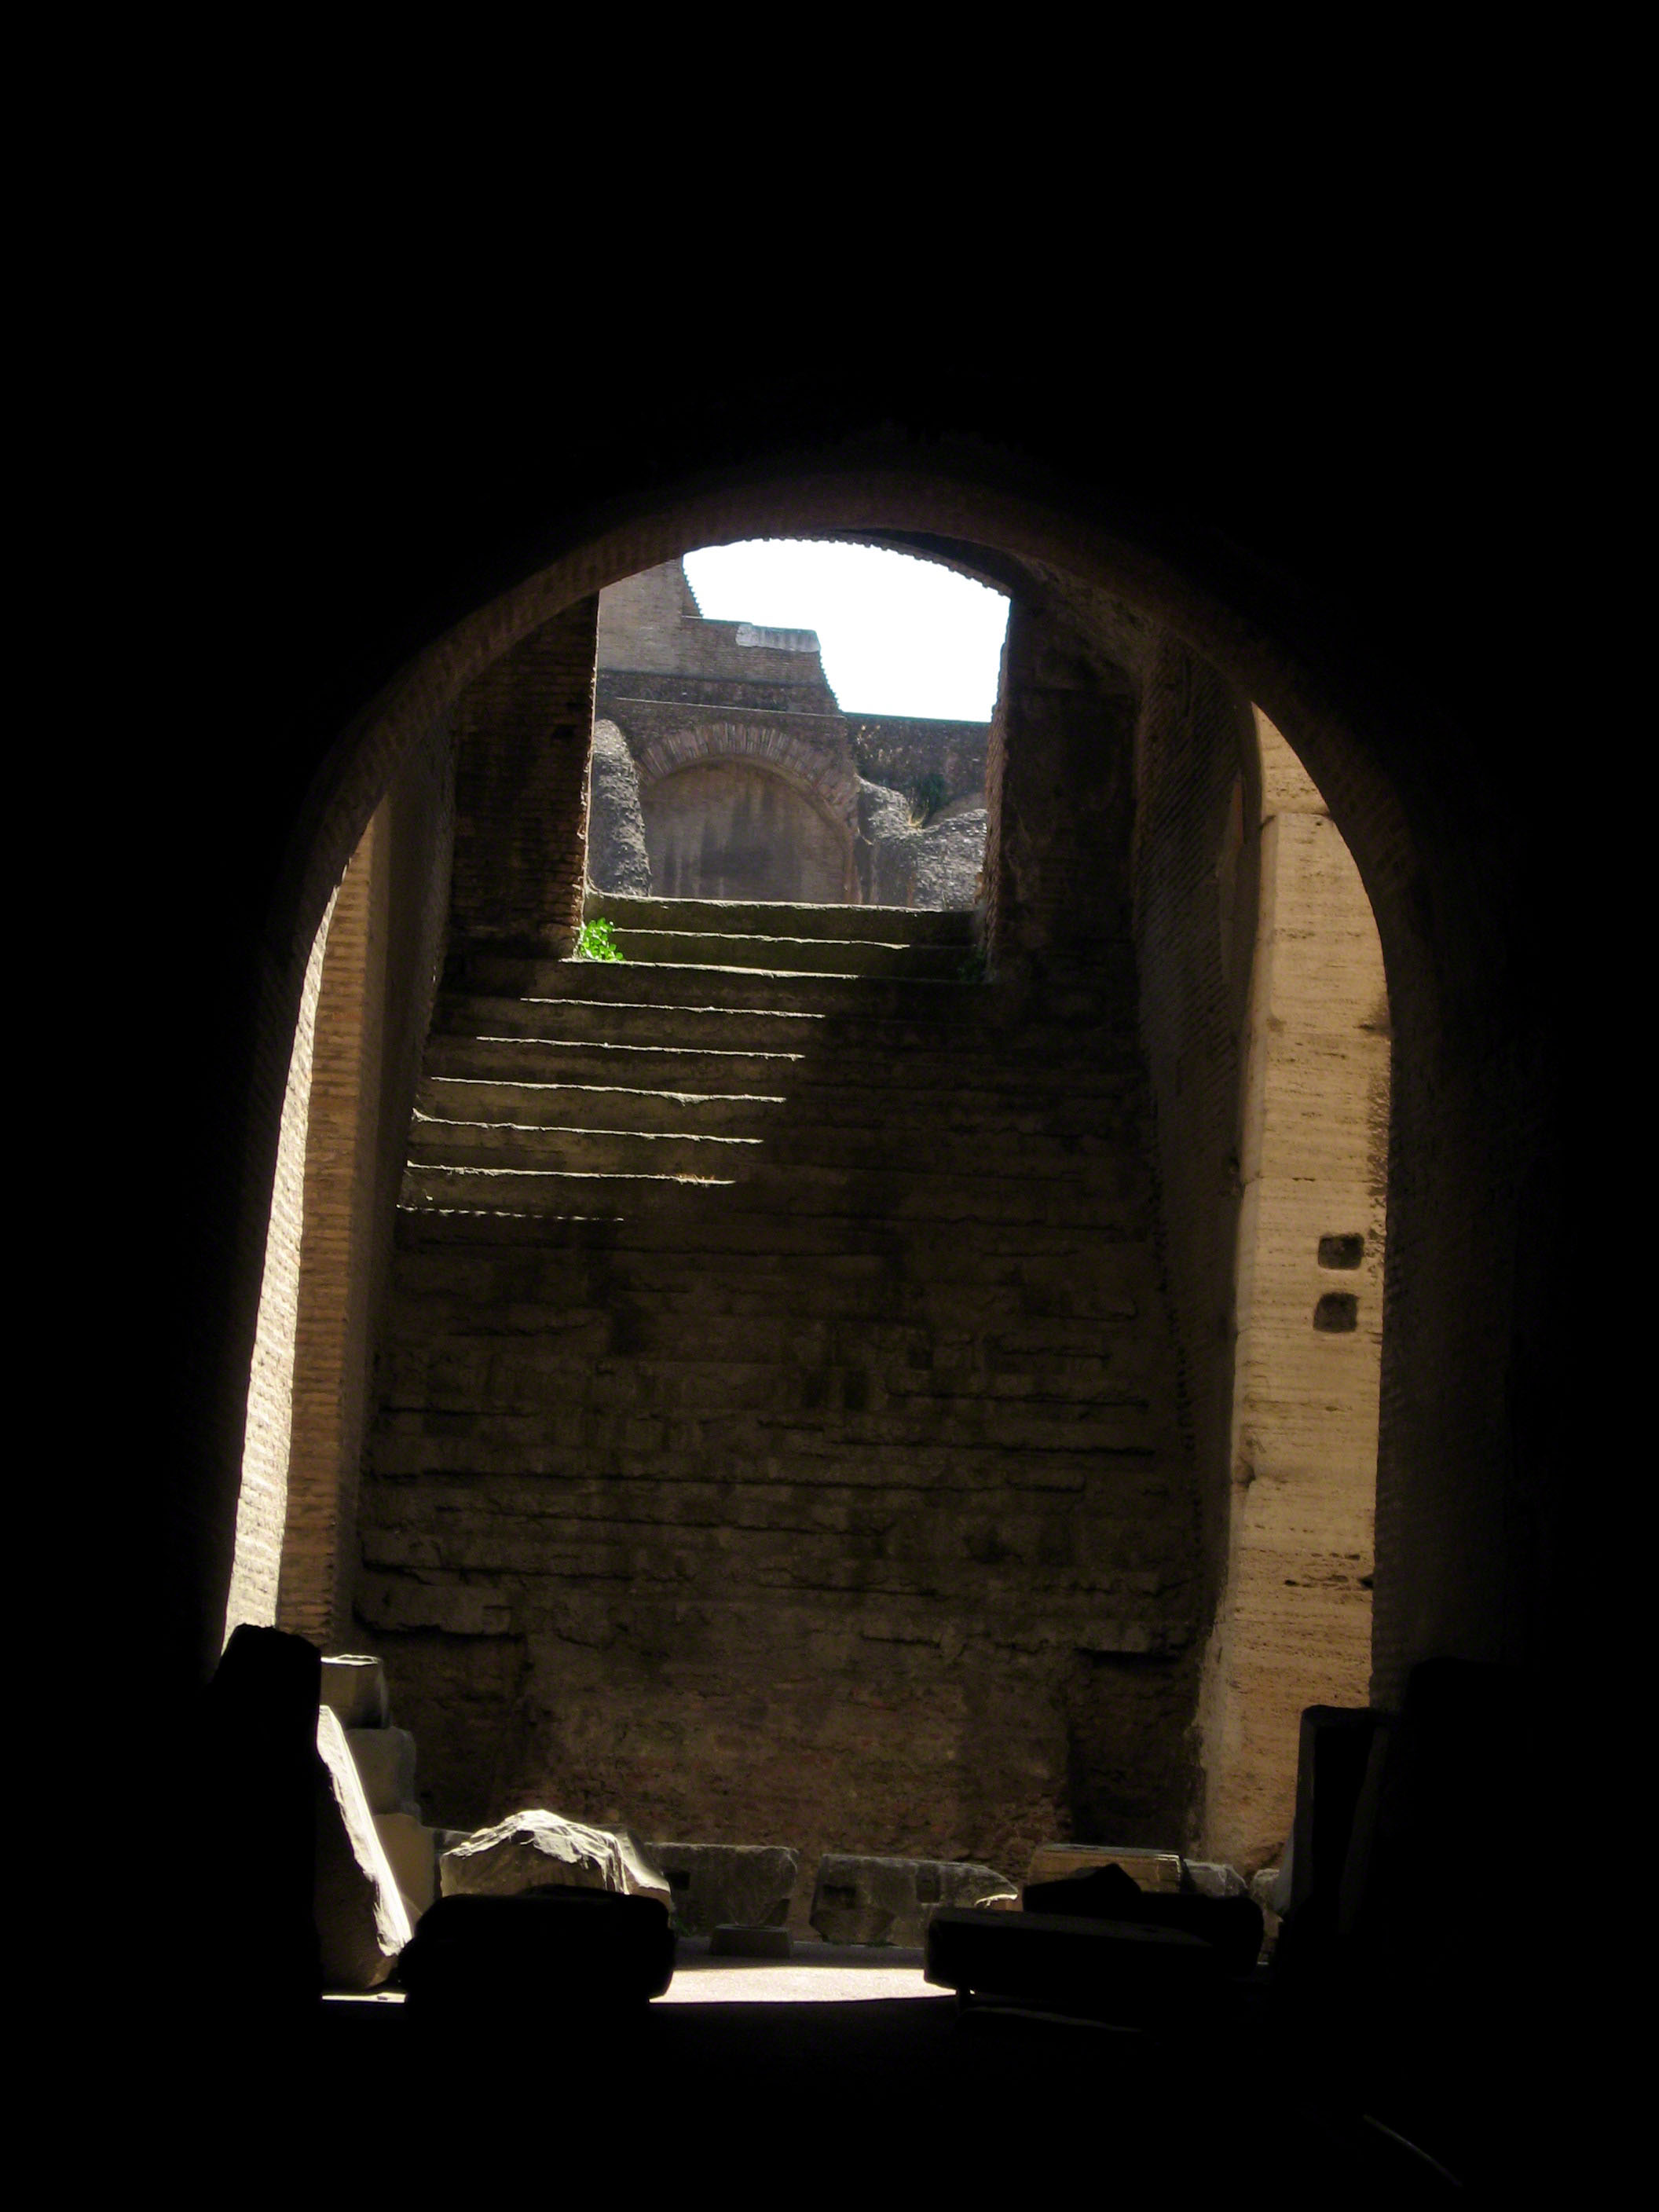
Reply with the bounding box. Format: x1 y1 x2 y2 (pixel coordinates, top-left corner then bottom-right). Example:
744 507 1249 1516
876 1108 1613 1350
809 1853 1017 1946
439 1809 673 1910
314 1704 412 1988
642 1840 800 1935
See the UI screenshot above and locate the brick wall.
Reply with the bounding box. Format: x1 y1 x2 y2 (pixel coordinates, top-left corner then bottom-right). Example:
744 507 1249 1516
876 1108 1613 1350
275 811 386 1644
356 591 1203 1874
450 599 599 954
1196 713 1387 1866
274 718 457 1647
1129 635 1260 1649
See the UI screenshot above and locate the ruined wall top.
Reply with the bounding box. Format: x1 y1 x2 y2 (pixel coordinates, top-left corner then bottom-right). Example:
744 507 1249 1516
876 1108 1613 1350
598 558 840 707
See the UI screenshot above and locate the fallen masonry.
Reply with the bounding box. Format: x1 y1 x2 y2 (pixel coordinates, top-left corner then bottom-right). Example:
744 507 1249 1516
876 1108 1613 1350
810 1853 1017 1945
439 1808 672 1909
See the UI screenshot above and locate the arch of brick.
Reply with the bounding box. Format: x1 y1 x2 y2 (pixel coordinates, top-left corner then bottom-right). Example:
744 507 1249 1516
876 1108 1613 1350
632 718 860 829
189 443 1560 1767
123 275 1593 2192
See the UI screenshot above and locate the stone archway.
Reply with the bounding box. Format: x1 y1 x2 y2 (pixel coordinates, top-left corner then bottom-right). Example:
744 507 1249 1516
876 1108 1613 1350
642 754 855 903
206 440 1551 1813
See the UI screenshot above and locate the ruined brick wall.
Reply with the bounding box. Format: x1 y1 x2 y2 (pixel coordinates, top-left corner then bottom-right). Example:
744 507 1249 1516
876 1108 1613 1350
987 602 1140 990
848 715 990 808
1128 635 1262 1671
450 599 598 954
357 594 1203 1878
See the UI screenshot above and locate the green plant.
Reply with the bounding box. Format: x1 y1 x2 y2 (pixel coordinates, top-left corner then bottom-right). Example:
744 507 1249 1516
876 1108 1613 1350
575 917 623 961
908 771 950 826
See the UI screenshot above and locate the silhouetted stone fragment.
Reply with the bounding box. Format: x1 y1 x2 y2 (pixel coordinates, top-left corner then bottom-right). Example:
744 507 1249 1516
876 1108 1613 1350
1024 1860 1265 1973
196 1624 321 2010
314 1705 412 1988
440 1810 672 1908
927 1904 1223 2023
810 1854 1016 1944
644 1841 799 1934
401 1889 675 2017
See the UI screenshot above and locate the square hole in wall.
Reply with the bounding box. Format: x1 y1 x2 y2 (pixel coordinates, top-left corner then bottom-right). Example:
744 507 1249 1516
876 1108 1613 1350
1318 1234 1365 1269
1314 1292 1360 1332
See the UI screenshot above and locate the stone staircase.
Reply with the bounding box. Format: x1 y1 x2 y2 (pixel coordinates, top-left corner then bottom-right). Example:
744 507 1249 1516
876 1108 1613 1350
404 894 985 1222
363 891 1192 1849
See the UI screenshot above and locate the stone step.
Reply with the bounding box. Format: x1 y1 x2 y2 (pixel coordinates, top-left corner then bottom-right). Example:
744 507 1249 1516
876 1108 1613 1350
386 1294 1144 1348
584 892 977 946
394 1203 1146 1261
425 1034 805 1093
418 1076 786 1137
435 994 995 1057
599 928 972 980
368 1426 1163 1489
436 994 825 1054
445 957 981 1022
400 1166 739 1217
379 1316 1148 1387
416 1081 1137 1154
408 1115 762 1179
400 1156 1141 1228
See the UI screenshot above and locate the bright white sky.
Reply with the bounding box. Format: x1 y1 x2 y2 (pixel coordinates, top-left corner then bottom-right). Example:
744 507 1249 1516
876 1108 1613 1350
683 540 1009 721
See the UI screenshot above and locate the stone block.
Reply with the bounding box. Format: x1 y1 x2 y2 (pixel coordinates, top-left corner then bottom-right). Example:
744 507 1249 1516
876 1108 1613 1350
346 1726 419 1815
320 1653 390 1730
809 1854 1017 1946
712 1925 791 1957
374 1811 439 1919
440 1810 672 1910
642 1841 800 1935
1025 1843 1184 1895
1184 1860 1247 1899
315 1706 412 1990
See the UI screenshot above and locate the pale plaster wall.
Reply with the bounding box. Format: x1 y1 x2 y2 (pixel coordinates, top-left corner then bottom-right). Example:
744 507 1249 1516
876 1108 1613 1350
223 879 339 1642
1198 709 1389 1868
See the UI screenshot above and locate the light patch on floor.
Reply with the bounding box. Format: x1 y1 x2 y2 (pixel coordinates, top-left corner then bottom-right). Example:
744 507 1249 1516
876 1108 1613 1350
658 1940 935 2003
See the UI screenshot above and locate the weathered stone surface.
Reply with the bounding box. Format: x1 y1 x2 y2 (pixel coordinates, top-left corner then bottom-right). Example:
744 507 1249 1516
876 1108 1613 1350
439 1810 672 1909
810 1855 1016 1946
585 719 651 895
346 1725 419 1815
643 1841 799 1935
374 1810 439 1918
320 1653 390 1730
315 1705 412 1989
857 778 986 910
1184 1859 1247 1899
1026 1844 1184 1895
